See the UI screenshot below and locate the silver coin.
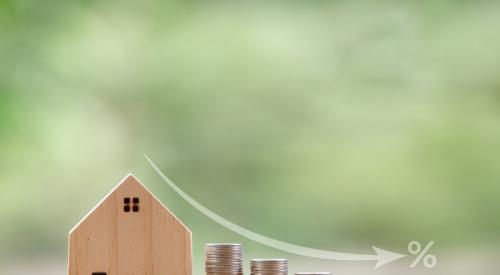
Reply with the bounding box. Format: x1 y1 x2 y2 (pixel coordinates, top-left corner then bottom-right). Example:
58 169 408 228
205 243 244 275
295 273 332 275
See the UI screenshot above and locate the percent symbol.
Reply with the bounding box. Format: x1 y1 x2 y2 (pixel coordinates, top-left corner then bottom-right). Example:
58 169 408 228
408 241 437 268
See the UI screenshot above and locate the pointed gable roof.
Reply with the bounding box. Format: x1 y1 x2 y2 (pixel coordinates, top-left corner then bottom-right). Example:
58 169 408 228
70 174 189 234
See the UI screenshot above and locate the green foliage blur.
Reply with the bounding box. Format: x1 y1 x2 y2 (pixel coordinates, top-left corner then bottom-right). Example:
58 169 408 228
1 0 500 273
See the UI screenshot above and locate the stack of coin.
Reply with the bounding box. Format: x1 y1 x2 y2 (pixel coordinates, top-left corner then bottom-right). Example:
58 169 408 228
295 273 331 275
205 243 243 275
250 259 288 275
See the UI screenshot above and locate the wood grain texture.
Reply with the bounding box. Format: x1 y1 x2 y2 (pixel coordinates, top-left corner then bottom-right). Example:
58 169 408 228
68 174 192 275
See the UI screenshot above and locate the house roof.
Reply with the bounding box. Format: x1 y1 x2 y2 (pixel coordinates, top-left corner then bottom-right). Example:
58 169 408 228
69 173 190 235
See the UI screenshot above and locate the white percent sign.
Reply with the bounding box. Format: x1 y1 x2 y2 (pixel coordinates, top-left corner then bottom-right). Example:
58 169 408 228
408 241 437 268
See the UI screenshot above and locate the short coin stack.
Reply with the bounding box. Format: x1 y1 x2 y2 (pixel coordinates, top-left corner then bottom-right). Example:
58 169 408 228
205 243 243 275
250 259 288 275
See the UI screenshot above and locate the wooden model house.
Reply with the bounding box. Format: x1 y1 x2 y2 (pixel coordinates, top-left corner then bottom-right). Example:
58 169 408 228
68 174 192 275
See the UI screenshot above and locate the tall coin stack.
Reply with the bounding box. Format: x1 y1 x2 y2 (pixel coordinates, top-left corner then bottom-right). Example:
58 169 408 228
250 259 288 275
205 243 243 275
295 273 331 275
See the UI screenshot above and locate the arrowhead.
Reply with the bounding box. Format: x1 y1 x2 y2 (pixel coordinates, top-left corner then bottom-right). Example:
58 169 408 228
372 246 407 269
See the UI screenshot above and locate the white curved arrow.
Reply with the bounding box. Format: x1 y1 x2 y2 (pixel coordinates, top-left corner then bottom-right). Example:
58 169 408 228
145 154 406 269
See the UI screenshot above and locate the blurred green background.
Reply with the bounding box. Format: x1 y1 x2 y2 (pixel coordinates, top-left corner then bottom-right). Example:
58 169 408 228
1 0 500 274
